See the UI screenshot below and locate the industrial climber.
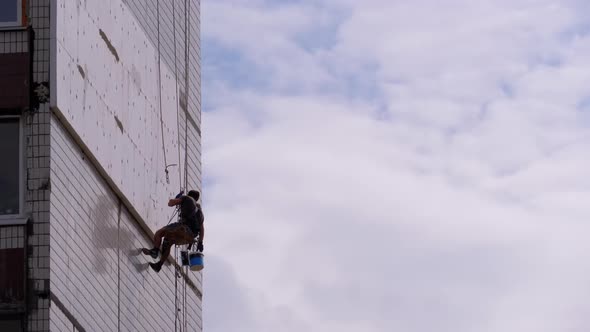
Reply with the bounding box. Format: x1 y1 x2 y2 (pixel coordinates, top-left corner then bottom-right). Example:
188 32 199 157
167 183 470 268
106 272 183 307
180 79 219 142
142 190 205 272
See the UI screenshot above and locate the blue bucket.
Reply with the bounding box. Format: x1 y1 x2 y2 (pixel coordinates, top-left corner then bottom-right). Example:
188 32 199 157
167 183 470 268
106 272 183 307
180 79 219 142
189 252 204 271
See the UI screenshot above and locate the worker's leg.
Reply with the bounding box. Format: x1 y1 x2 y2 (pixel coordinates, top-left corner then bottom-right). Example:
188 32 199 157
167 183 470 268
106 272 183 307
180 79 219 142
153 228 165 249
149 224 190 272
142 226 169 259
149 238 172 272
159 239 173 264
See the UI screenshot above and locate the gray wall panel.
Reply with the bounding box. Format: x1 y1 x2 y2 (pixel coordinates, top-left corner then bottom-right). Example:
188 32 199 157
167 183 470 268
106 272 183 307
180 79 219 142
52 0 202 232
50 116 202 331
47 0 203 329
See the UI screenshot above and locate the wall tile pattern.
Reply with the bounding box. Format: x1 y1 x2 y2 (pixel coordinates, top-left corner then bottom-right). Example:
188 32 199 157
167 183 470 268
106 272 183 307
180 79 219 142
47 0 203 330
26 0 52 330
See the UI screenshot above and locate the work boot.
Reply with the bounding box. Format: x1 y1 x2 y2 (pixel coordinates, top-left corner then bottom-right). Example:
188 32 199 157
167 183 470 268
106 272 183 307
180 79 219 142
142 248 159 259
149 262 162 273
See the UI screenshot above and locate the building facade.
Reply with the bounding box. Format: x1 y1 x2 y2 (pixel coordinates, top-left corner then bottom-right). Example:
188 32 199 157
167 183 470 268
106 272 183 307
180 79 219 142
0 0 203 331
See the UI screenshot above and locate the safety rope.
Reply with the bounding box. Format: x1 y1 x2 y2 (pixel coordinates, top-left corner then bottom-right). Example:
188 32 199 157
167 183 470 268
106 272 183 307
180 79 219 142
166 207 179 225
183 0 190 193
165 2 195 330
171 3 182 331
183 269 187 331
173 0 183 189
158 3 182 331
174 247 180 332
181 1 191 330
156 0 171 185
185 2 192 329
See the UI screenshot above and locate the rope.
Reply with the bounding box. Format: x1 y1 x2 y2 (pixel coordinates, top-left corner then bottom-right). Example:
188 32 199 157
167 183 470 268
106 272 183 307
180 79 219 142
155 2 194 330
165 2 194 330
173 0 190 331
166 208 179 225
174 247 180 332
173 0 183 189
183 0 190 192
156 0 170 184
172 2 183 331
182 2 191 331
183 266 187 330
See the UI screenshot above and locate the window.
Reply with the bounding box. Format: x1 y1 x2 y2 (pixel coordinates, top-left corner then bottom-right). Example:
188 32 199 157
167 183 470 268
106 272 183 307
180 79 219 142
0 316 23 332
0 226 26 330
0 117 22 217
0 0 24 28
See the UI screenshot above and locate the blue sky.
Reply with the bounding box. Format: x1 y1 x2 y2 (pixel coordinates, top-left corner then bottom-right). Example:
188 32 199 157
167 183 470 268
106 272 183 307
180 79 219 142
201 1 590 331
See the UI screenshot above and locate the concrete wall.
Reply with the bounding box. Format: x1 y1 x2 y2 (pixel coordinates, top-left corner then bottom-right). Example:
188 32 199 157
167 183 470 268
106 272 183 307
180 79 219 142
49 117 202 331
121 0 202 191
51 0 202 233
47 0 203 331
0 0 202 329
25 0 53 331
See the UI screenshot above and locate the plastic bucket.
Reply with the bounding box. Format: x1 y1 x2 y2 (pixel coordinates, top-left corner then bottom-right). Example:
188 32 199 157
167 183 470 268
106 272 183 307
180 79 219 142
189 252 204 271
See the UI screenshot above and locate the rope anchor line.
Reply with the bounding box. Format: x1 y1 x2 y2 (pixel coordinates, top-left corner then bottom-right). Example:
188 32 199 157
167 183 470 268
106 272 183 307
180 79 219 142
156 0 193 330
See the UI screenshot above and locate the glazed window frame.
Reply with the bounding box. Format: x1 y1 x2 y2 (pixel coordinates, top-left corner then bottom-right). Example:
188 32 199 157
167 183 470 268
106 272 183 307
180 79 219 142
0 115 24 221
0 0 25 29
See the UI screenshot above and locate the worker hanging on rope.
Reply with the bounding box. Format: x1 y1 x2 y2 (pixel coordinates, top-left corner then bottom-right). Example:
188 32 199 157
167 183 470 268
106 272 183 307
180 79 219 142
142 190 205 272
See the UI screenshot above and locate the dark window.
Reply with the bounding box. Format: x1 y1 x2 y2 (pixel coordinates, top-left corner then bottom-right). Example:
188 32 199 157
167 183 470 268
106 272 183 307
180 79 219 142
0 248 25 306
0 53 31 109
0 118 20 216
0 226 26 322
0 0 22 27
0 316 23 331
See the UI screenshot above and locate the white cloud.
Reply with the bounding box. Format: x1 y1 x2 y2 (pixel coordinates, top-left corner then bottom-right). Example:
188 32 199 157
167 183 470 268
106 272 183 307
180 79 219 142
201 1 590 331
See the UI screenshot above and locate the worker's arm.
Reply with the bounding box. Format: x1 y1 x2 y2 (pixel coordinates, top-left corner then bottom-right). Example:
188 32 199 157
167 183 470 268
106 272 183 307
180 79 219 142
196 223 205 252
198 223 204 243
168 198 182 207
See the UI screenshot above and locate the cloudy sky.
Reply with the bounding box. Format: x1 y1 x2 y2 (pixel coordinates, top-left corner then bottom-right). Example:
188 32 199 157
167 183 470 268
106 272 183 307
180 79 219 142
200 1 590 331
